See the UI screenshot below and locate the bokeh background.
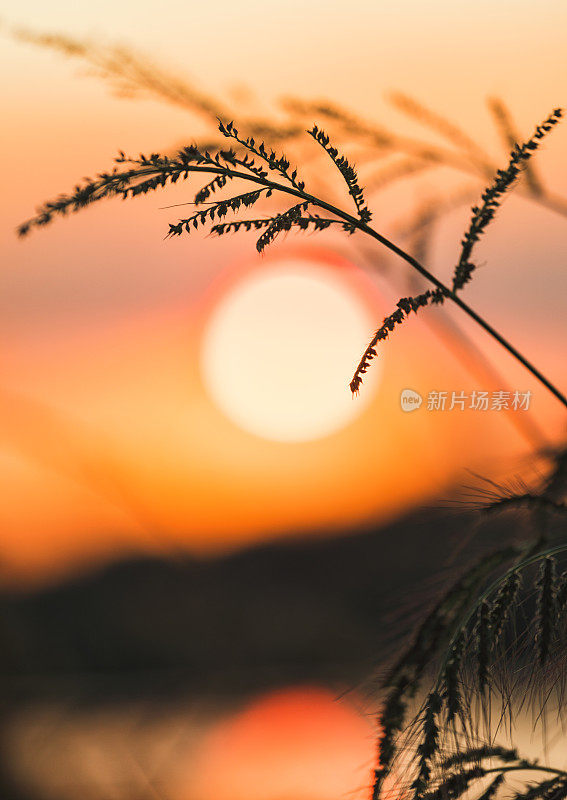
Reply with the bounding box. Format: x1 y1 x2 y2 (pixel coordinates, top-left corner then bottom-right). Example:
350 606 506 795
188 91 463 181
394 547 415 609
1 1 566 799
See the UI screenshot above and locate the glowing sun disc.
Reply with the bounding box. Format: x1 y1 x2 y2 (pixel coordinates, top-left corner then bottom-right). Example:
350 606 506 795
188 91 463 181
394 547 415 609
200 255 381 442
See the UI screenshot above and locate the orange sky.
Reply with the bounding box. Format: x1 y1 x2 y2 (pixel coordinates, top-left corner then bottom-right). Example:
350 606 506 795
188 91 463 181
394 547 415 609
1 1 567 585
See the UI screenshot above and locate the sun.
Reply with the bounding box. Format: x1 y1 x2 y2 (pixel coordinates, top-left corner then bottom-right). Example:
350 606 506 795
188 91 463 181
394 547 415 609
200 252 381 442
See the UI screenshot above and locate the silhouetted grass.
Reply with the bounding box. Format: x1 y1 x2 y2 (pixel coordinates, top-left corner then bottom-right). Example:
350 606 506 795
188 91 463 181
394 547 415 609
12 26 567 800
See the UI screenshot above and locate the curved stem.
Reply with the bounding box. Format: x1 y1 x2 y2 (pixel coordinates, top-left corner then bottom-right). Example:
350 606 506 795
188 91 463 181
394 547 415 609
343 236 548 449
350 220 567 409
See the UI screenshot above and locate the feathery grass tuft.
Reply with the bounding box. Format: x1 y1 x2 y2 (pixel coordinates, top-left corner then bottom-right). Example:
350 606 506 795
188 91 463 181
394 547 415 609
440 747 519 769
536 557 557 666
255 202 310 252
475 601 491 694
489 570 522 646
452 109 563 293
442 630 465 723
349 288 445 394
219 120 305 190
307 124 372 222
167 189 268 237
412 691 443 799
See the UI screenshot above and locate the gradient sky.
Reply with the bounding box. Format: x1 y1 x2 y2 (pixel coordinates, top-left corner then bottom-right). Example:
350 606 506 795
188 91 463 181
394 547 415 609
2 0 567 585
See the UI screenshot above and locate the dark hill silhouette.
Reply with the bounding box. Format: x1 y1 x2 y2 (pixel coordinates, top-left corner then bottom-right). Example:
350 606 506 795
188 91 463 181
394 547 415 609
0 507 515 702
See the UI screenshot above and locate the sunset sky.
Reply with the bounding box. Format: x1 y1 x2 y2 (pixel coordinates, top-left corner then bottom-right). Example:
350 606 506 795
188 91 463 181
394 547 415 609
2 0 567 585
3 5 567 800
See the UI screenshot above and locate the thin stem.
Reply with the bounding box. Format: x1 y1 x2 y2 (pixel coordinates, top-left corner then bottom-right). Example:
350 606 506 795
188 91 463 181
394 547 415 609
352 222 567 408
348 237 548 449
